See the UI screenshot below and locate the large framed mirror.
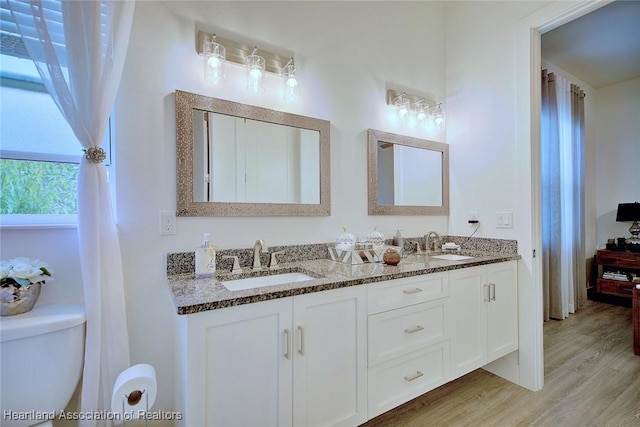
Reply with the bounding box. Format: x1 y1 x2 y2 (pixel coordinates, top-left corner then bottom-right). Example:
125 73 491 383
176 90 330 216
367 129 449 215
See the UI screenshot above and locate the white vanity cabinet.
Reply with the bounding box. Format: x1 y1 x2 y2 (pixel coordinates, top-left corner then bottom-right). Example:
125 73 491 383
293 286 368 427
449 260 518 378
366 273 452 419
177 285 367 427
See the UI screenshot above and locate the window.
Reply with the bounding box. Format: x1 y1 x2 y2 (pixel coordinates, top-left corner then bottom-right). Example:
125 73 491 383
0 51 111 222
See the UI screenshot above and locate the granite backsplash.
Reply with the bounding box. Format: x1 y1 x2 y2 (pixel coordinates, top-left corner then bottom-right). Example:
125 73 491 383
167 236 518 277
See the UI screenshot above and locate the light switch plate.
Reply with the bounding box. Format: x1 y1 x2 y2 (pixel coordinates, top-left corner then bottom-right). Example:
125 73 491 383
496 211 513 228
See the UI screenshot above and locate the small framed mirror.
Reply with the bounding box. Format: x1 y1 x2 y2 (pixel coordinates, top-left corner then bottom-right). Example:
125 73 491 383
176 90 331 216
367 129 449 215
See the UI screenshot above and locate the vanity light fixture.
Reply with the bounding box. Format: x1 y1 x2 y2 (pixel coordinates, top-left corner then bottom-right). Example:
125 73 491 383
386 89 445 130
201 34 226 84
197 31 300 98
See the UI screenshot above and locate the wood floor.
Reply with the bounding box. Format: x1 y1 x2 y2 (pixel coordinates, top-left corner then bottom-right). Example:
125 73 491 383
362 300 640 427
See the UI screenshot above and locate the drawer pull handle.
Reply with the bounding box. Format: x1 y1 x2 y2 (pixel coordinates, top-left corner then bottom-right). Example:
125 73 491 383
404 325 425 334
618 285 633 293
403 288 423 294
404 371 424 382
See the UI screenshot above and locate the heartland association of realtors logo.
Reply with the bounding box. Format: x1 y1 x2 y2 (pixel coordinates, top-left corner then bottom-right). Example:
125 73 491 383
3 409 183 422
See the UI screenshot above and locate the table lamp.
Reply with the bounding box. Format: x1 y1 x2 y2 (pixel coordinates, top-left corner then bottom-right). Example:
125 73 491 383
616 202 640 245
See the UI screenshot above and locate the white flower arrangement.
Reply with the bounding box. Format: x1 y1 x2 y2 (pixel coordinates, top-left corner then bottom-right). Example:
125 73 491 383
0 257 54 288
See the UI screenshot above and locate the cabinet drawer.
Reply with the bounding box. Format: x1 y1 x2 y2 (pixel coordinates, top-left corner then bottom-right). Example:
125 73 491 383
368 299 449 366
368 342 450 419
597 250 640 268
367 273 449 314
597 278 635 297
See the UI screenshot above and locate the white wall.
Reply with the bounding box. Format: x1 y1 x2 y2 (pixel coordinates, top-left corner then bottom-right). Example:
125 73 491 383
445 0 549 390
594 76 640 245
0 227 84 304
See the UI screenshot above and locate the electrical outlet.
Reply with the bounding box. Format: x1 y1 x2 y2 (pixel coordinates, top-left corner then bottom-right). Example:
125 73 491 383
159 211 176 235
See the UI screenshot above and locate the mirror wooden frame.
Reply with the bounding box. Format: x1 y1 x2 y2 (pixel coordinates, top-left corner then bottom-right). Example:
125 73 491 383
367 129 449 215
175 90 331 216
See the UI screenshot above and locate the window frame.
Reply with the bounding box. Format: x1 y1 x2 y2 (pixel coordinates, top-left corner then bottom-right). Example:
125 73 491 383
0 63 114 228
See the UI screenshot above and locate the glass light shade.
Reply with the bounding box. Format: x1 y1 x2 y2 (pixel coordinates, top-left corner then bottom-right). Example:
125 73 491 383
395 96 410 121
434 104 445 130
415 103 427 124
246 53 265 93
203 40 226 84
283 62 298 101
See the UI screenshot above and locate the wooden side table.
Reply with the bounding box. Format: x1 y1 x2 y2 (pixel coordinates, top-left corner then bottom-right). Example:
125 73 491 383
591 250 640 306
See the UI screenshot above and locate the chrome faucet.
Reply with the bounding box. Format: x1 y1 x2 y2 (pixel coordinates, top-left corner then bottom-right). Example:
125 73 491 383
252 239 268 271
424 231 442 251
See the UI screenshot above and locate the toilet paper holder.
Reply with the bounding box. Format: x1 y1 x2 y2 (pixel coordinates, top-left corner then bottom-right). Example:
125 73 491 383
120 388 149 426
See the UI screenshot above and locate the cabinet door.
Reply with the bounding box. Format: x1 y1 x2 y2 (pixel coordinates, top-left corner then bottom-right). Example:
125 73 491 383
182 298 293 427
293 286 367 427
449 265 487 378
486 260 518 360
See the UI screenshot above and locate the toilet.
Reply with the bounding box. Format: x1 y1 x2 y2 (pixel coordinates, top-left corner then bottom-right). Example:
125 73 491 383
1 304 86 427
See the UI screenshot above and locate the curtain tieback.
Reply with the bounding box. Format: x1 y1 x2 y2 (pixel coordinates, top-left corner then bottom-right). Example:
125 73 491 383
83 147 107 163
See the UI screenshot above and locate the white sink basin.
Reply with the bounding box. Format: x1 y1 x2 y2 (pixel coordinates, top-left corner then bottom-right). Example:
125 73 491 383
431 254 474 261
222 272 316 291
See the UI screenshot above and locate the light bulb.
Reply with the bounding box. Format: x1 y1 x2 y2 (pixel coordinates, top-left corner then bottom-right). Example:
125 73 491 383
399 105 409 119
417 109 426 124
207 55 221 70
249 66 262 80
287 76 298 88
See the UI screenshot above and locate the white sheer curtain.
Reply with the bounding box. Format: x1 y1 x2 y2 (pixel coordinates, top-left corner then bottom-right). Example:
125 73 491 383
541 69 586 321
8 1 135 425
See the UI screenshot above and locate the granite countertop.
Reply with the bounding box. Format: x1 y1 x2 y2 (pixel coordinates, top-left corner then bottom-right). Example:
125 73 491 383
168 250 520 315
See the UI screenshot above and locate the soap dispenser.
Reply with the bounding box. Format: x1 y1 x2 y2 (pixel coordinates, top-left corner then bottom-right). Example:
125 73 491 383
195 233 216 279
393 230 405 256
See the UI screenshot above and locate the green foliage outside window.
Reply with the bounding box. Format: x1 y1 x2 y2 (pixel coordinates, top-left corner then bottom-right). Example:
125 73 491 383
0 159 78 214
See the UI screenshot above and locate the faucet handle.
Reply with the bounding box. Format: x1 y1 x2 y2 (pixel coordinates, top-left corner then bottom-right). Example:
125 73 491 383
412 240 423 253
269 251 285 270
222 256 242 274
